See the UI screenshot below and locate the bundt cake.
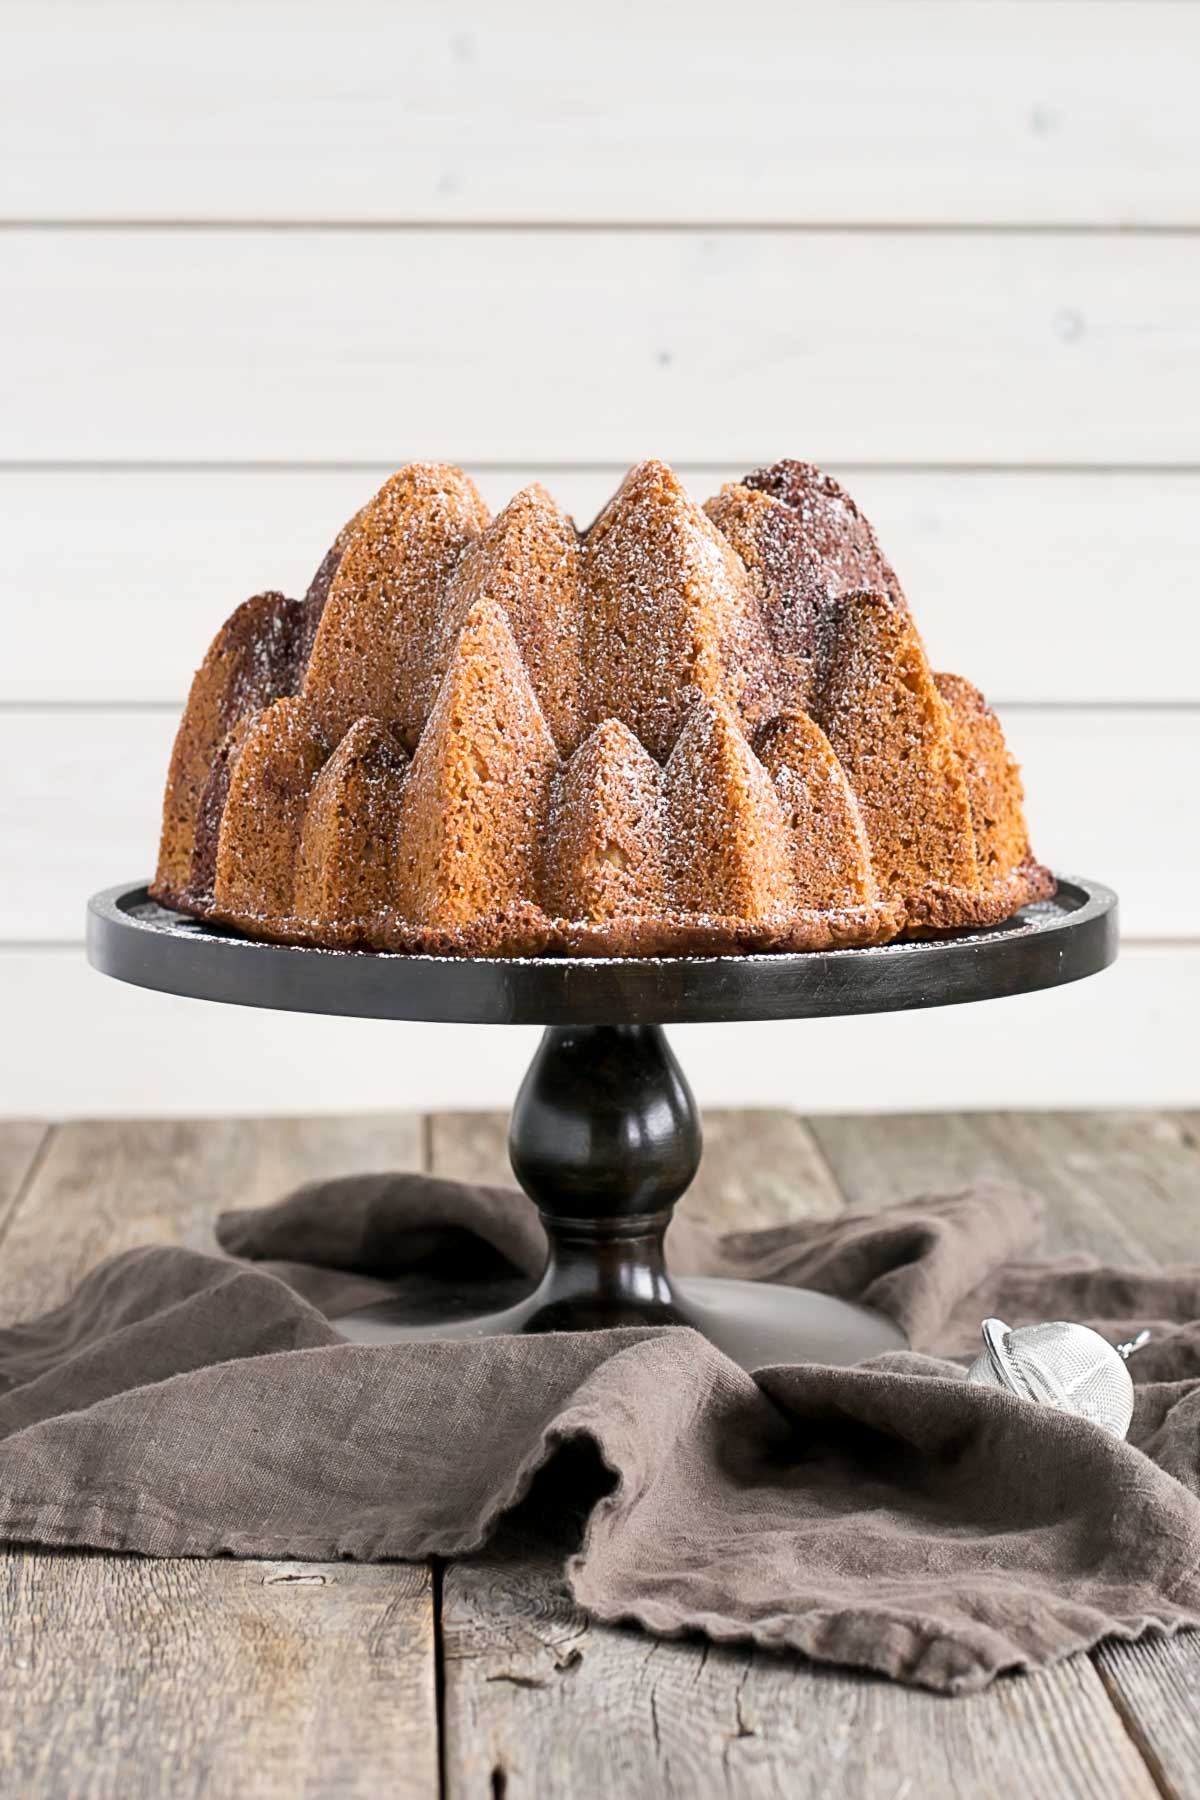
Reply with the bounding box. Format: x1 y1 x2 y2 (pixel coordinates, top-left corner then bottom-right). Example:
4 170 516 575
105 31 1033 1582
151 459 1052 957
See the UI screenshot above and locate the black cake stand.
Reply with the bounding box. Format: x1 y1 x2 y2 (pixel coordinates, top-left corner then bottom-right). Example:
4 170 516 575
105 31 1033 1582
87 877 1117 1369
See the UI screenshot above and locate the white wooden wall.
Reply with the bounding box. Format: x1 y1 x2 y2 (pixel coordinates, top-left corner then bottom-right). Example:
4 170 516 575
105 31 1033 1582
2 0 1198 1117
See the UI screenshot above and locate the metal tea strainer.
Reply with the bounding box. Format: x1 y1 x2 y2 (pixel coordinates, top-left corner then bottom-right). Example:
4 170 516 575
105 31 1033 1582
966 1318 1150 1439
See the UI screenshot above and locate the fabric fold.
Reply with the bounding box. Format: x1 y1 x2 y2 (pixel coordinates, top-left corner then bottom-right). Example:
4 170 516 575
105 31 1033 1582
0 1168 1195 1694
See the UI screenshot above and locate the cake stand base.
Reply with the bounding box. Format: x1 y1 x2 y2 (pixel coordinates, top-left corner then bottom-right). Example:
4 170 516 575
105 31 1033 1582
336 1022 906 1369
86 876 1118 1373
337 1274 903 1368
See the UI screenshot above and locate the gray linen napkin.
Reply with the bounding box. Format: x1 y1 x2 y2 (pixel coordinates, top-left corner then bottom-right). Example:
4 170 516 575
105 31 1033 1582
0 1172 1198 1695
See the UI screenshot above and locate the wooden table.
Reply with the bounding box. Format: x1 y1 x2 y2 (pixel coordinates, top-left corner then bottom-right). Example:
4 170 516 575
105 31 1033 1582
1 1108 1197 1798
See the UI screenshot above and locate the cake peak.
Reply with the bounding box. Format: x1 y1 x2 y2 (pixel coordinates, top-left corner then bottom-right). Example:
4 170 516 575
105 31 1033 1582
151 457 1051 956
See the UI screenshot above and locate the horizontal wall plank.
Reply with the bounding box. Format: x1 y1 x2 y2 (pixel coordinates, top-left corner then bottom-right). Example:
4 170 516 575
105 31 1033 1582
2 3 1196 225
3 944 1195 1117
3 708 1192 943
999 710 1196 943
5 467 1198 706
5 231 1198 465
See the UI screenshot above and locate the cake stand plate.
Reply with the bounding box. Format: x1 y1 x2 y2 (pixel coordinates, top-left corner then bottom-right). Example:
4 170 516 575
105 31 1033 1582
87 876 1117 1370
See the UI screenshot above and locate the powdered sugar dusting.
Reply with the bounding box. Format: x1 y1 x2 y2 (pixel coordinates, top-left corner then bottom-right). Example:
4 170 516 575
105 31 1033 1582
151 458 1047 958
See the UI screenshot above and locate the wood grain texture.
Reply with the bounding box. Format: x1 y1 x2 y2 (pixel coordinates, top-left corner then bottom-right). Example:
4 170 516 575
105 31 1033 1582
0 1123 48 1233
4 946 1197 1118
6 705 1193 943
3 2 1195 225
1095 1633 1200 1800
0 1113 437 1799
0 1114 421 1324
0 1110 1187 1793
443 1546 1160 1800
807 1109 1200 1263
801 1096 1200 1776
7 230 1198 464
1017 1109 1200 1800
9 467 1197 707
1179 1112 1200 1147
433 1109 1159 1800
808 1107 1200 1796
0 1553 437 1800
428 1107 844 1228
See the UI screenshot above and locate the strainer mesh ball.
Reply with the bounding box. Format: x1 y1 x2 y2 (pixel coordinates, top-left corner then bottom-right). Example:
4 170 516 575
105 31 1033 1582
966 1318 1145 1439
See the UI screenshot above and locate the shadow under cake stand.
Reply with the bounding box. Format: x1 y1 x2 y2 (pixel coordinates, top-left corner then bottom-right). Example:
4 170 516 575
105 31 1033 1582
87 877 1117 1370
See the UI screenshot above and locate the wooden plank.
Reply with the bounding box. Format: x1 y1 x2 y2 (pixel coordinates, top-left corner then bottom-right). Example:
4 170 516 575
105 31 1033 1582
681 1110 845 1228
1002 709 1198 943
443 1545 1159 1800
986 1111 1200 1265
4 705 1192 944
0 1113 422 1325
426 1111 512 1187
0 1114 437 1798
807 1109 1200 1264
7 466 1198 707
8 710 179 943
0 1553 437 1800
1095 1634 1200 1800
807 1108 1200 1787
668 943 1200 1116
0 948 542 1118
966 1109 1200 1799
0 1123 48 1233
6 230 1198 465
3 2 1196 226
428 1107 844 1228
4 946 1198 1118
433 1110 1158 1799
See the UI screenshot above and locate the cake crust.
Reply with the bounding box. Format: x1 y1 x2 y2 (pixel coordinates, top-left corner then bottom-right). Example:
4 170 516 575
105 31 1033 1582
150 458 1051 958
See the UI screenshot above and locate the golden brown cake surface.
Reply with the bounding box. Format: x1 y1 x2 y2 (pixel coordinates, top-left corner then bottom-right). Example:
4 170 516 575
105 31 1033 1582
151 458 1051 957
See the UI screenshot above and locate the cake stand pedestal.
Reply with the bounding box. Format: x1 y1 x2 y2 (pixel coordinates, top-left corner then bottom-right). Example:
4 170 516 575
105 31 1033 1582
87 877 1117 1369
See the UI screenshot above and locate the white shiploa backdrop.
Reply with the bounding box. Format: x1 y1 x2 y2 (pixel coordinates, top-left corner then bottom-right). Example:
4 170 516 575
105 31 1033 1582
2 0 1198 1116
